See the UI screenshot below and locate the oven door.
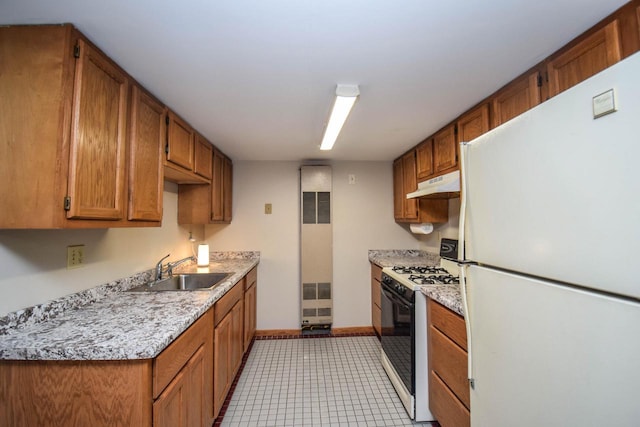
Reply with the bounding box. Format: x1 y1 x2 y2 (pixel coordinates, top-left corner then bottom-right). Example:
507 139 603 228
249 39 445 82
380 283 415 395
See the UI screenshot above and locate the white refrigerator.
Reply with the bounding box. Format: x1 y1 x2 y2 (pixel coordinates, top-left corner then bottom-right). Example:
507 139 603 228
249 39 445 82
458 52 640 427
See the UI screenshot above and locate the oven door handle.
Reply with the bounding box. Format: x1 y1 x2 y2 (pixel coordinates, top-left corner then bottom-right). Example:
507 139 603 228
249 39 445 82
381 287 414 308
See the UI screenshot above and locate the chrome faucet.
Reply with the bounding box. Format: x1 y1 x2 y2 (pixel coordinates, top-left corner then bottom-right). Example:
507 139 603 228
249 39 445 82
155 254 170 281
166 256 196 277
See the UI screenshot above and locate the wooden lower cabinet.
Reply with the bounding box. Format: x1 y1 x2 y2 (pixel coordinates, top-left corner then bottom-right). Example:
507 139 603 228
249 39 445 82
0 360 153 426
427 299 469 427
243 267 258 352
213 282 244 418
370 263 382 337
153 345 208 427
0 271 260 427
0 309 214 427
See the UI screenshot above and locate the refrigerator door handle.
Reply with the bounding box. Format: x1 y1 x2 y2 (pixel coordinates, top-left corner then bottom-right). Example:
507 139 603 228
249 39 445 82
458 141 475 387
458 141 469 260
460 263 475 388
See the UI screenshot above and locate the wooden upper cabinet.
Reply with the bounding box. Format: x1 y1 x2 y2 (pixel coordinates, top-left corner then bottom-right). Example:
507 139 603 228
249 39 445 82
433 125 457 175
457 104 489 144
402 151 419 221
166 112 194 171
393 159 404 220
416 139 434 181
177 146 233 225
128 85 165 222
194 134 213 180
547 20 622 97
223 156 233 223
66 39 129 220
492 71 540 128
1 25 163 228
211 149 225 222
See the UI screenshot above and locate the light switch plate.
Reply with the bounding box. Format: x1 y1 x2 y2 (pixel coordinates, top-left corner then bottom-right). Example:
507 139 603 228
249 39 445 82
265 203 272 214
67 245 84 269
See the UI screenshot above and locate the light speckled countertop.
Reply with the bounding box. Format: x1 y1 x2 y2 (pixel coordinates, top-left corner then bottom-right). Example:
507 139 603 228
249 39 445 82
421 285 464 316
368 249 440 268
369 250 464 317
0 253 259 361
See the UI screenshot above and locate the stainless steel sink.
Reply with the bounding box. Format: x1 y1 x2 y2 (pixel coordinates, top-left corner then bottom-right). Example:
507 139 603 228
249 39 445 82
127 272 233 292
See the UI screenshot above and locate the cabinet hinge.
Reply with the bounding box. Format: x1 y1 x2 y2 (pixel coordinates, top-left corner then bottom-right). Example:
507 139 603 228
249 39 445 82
545 71 549 82
537 73 543 87
73 45 80 58
165 142 169 155
64 196 71 211
454 124 458 136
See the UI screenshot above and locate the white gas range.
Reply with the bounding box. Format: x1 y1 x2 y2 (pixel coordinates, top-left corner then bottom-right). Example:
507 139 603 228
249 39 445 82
378 239 459 422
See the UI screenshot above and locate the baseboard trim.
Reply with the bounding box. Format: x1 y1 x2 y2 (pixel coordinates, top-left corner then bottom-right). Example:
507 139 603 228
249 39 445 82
255 329 300 337
255 326 375 340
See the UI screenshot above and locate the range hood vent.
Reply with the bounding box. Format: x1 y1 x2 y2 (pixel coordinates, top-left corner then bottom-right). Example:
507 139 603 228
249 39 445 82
406 171 460 199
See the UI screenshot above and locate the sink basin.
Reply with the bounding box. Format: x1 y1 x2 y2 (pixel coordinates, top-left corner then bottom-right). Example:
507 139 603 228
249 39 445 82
127 272 233 292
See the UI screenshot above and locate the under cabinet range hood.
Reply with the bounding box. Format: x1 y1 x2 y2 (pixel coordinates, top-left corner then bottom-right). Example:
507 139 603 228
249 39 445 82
406 171 460 199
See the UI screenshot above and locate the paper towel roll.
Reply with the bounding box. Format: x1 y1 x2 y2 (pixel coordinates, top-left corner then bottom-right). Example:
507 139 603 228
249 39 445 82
410 223 434 235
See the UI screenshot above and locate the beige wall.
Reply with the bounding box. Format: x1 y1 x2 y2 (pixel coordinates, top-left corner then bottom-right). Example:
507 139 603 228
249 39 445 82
0 182 198 316
415 198 461 253
204 160 421 331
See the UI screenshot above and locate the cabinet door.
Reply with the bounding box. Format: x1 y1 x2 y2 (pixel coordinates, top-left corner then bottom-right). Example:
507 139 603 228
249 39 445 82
243 284 257 352
185 346 208 427
457 104 489 144
547 20 622 97
223 156 233 223
213 314 231 417
194 135 213 179
401 152 419 221
154 345 207 427
415 138 434 181
167 112 195 171
392 159 404 221
230 301 244 378
432 125 457 174
491 72 540 128
211 149 225 222
154 368 188 427
128 85 165 221
67 38 128 220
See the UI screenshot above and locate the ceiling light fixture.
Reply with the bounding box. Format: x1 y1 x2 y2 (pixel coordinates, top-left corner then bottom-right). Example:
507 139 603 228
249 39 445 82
320 84 360 151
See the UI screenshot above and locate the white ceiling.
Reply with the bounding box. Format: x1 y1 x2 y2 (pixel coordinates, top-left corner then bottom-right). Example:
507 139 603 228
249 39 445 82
1 0 628 161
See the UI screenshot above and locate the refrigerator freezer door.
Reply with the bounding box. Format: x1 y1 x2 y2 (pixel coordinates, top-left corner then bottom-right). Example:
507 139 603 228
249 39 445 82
462 52 640 299
466 265 640 427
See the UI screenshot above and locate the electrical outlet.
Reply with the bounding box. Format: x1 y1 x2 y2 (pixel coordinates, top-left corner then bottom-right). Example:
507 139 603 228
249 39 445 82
265 203 272 214
67 245 84 269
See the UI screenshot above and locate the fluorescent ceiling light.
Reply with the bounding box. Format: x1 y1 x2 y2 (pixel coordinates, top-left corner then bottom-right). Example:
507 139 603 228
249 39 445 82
320 84 359 150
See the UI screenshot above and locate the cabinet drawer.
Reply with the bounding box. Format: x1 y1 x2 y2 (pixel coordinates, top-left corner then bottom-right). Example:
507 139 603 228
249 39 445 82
429 371 470 427
245 267 257 291
153 308 212 399
214 282 243 326
371 263 382 282
430 325 469 408
429 299 467 350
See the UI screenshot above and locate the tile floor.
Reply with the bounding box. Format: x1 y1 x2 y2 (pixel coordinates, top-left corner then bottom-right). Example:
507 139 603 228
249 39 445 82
219 336 437 427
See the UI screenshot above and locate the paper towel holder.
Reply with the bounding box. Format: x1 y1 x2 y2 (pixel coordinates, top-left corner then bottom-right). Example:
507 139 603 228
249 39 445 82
410 223 434 235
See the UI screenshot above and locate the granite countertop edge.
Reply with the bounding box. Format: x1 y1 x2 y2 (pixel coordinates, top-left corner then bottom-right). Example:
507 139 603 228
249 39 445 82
420 285 464 316
0 252 259 361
